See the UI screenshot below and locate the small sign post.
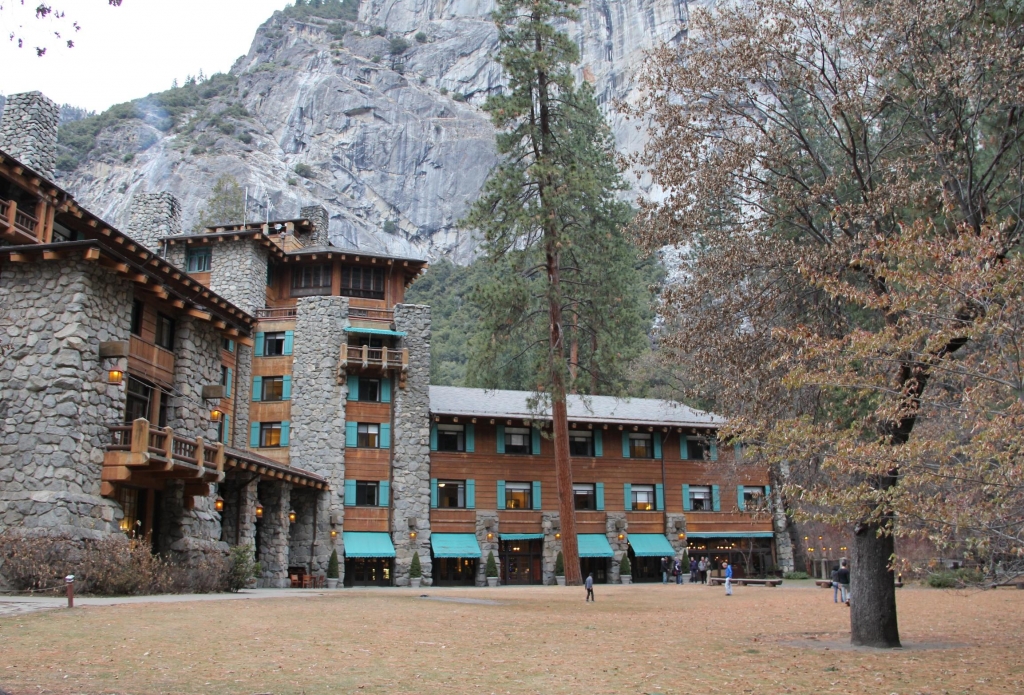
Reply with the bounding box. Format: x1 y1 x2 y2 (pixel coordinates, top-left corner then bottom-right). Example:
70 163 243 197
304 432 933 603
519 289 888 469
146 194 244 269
65 574 75 608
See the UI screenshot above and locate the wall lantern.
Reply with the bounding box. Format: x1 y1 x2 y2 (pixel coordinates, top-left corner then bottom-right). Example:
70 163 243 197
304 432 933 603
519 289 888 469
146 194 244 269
288 510 297 523
214 497 225 513
678 533 685 540
617 533 625 541
108 369 124 385
119 518 131 532
255 503 264 519
330 529 338 539
210 409 223 422
555 533 561 540
486 532 494 541
409 531 417 539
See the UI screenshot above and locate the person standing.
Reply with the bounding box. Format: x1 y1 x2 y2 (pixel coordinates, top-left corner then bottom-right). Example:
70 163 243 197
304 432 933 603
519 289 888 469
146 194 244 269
661 557 669 584
673 558 682 584
698 557 707 584
830 564 840 604
837 559 851 605
690 557 698 584
585 572 595 602
724 561 733 595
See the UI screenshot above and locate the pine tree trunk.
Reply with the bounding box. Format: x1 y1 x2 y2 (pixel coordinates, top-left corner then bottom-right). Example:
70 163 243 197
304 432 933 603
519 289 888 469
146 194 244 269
850 521 901 648
552 398 581 585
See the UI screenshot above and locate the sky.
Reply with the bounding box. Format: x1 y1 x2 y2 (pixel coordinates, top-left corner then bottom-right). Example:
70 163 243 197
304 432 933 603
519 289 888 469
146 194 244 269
0 0 291 113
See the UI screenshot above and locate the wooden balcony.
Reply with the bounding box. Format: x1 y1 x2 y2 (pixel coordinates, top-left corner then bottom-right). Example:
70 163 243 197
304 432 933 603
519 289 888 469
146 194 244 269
0 197 41 244
128 335 175 387
255 306 298 321
339 344 408 372
348 306 393 324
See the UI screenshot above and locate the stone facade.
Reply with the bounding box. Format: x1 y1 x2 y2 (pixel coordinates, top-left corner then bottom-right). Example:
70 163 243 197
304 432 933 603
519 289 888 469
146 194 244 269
299 205 330 247
154 480 226 563
474 511 500 586
126 192 183 252
0 260 130 537
220 475 259 548
606 512 629 584
0 91 59 179
168 316 221 441
542 512 561 585
230 344 254 450
391 304 432 586
257 479 292 587
208 240 270 316
665 513 688 560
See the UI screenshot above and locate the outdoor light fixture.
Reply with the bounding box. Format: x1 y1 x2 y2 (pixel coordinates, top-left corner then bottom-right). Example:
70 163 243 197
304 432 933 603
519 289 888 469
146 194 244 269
678 533 685 540
119 518 130 532
255 503 264 519
410 531 417 539
330 529 338 539
486 532 494 541
214 497 225 513
555 533 561 540
210 409 223 422
108 369 124 385
617 533 625 541
288 510 297 523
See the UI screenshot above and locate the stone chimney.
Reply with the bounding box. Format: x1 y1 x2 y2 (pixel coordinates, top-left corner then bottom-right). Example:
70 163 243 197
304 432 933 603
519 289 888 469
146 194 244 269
300 205 330 247
127 192 182 251
0 91 60 179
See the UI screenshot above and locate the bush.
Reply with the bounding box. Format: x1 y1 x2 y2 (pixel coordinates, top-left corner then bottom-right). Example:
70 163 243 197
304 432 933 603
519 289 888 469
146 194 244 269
238 132 253 144
227 544 261 592
327 549 339 579
218 122 235 135
383 219 398 235
485 550 498 577
415 31 428 43
555 550 564 576
410 551 422 578
618 555 631 577
926 568 984 588
439 87 448 96
294 162 316 179
389 37 410 55
452 92 466 102
371 55 382 64
783 571 810 580
282 0 358 22
371 25 386 36
327 22 348 38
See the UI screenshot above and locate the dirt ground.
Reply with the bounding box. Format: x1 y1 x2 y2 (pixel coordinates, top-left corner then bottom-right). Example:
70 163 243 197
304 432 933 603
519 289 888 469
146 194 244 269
1 582 1021 695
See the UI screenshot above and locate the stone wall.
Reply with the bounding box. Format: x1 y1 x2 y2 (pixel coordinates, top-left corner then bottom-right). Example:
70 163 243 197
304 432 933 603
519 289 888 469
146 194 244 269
126 192 182 252
0 91 59 179
0 259 130 537
230 344 254 450
167 316 221 441
154 480 226 563
391 304 432 586
220 475 259 548
474 512 499 586
606 512 628 584
208 240 269 316
665 513 688 561
257 479 292 587
542 512 561 585
299 205 330 247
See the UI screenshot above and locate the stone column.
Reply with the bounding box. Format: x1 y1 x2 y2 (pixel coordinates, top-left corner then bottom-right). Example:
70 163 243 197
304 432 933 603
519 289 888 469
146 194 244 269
126 192 183 252
0 91 59 178
287 487 319 570
475 512 499 587
168 316 220 440
207 241 269 315
607 512 628 584
231 343 254 449
220 474 259 548
542 512 562 585
299 205 330 246
666 512 688 566
391 304 432 586
257 479 292 587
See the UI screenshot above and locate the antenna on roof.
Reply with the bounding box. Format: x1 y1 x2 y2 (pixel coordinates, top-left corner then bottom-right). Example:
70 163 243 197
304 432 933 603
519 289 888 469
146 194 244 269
243 187 248 227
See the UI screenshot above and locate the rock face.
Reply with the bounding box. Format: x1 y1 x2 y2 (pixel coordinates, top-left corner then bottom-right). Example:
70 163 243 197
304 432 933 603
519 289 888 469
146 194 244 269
53 0 692 260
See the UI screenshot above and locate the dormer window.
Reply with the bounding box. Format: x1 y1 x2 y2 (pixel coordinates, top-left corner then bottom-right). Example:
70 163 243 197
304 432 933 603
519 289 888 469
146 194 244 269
291 264 332 296
340 265 385 299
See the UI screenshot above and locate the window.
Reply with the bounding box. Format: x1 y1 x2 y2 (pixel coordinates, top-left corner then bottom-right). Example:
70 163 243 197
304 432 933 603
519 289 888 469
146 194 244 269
573 483 596 510
340 265 385 299
569 431 593 457
158 392 171 427
217 416 229 444
124 377 153 424
222 338 235 353
291 263 332 296
359 378 380 402
686 438 711 460
130 300 144 336
357 423 380 448
689 485 712 511
743 486 766 506
355 481 379 506
437 424 465 452
155 313 175 350
186 246 212 272
221 365 231 394
437 480 465 508
504 427 531 455
261 376 284 401
629 433 653 459
260 422 283 447
504 482 532 509
263 332 286 356
631 484 656 511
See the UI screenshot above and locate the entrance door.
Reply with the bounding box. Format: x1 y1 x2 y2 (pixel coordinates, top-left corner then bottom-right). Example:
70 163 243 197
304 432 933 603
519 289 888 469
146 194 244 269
627 547 663 582
500 540 543 585
580 557 608 584
433 557 477 586
344 558 392 587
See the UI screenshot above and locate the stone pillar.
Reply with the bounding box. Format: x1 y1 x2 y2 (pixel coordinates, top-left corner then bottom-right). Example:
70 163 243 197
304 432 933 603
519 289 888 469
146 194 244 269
168 316 221 441
231 343 254 449
257 479 292 587
287 487 320 570
475 512 499 587
207 240 269 315
289 296 349 579
391 304 432 586
542 512 562 585
220 474 259 548
155 480 225 564
666 512 687 564
299 205 330 247
126 192 183 252
607 512 628 584
0 91 59 178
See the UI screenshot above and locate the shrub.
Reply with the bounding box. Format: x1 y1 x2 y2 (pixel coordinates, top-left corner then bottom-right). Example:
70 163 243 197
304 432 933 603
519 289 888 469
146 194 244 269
227 544 261 592
282 0 358 22
618 555 631 577
410 551 422 578
371 25 386 36
238 132 253 144
287 177 298 186
327 22 348 38
926 568 984 588
485 550 498 577
555 551 564 576
294 162 316 179
383 219 398 235
389 37 410 55
452 92 466 102
439 87 448 96
783 571 810 580
327 549 339 579
218 122 235 135
371 55 382 64
415 31 428 43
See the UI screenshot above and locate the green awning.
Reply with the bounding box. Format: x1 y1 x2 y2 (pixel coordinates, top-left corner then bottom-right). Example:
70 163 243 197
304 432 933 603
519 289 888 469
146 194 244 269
431 533 482 558
628 533 677 557
344 327 407 337
343 531 396 558
686 532 775 539
577 534 614 558
500 533 544 541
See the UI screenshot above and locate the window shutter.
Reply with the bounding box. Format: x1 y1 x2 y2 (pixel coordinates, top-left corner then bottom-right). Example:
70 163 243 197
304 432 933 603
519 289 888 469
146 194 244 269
280 421 290 447
344 480 356 506
680 437 689 460
710 441 719 461
682 484 691 512
430 478 438 508
381 377 391 403
764 485 772 511
622 433 631 458
594 429 603 457
496 425 505 454
497 480 506 509
378 480 390 507
623 483 632 511
465 424 475 453
712 485 721 512
281 375 292 401
531 428 541 455
250 422 260 448
738 485 747 511
466 479 476 509
347 375 359 401
283 330 294 355
430 424 438 451
595 482 605 511
345 422 358 448
252 376 263 402
379 423 391 449
532 481 541 510
222 414 230 445
734 442 743 461
655 483 665 511
226 368 232 397
653 432 663 459
254 333 264 357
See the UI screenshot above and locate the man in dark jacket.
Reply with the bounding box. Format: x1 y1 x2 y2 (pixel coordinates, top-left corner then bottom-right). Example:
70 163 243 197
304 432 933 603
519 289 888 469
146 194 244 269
837 560 851 605
661 557 669 584
585 572 595 602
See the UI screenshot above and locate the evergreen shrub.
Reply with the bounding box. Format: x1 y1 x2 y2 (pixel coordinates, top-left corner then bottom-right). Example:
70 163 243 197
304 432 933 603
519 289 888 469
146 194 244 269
485 551 498 577
410 551 422 578
555 551 564 576
327 549 339 579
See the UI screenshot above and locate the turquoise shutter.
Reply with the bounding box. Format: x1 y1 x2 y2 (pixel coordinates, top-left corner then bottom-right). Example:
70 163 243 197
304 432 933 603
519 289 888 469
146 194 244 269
226 339 234 352
225 368 232 397
430 479 438 508
466 479 475 509
531 428 541 455
531 481 541 510
281 375 292 401
680 437 689 460
283 330 294 355
378 480 390 507
710 440 719 460
280 421 290 446
655 483 665 511
252 376 263 401
465 424 475 453
734 442 742 460
221 414 230 445
344 480 356 506
737 485 746 511
347 375 359 401
594 429 603 457
379 423 391 448
595 482 605 511
381 378 391 403
654 432 662 459
430 424 438 451
764 485 771 511
682 484 691 511
345 422 358 447
496 425 506 453
250 422 260 448
712 485 721 511
623 483 632 511
497 480 506 509
622 433 631 458
254 333 264 356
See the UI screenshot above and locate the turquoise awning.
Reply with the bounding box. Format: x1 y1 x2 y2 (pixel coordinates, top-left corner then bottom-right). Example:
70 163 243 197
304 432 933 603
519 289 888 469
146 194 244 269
686 532 775 539
577 534 614 558
628 533 677 557
500 533 544 541
344 327 407 337
343 531 396 558
431 533 482 558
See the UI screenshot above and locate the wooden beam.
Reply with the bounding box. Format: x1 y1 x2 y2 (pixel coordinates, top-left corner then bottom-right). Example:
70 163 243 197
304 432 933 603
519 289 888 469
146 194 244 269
8 253 29 262
84 247 101 261
187 308 212 321
171 299 185 309
42 250 63 261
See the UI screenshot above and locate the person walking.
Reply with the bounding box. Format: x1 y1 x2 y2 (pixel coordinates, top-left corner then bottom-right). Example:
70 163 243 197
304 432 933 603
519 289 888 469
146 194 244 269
585 572 595 602
698 557 707 584
690 557 698 584
830 564 840 604
724 561 733 595
673 558 683 584
661 557 669 584
837 559 851 605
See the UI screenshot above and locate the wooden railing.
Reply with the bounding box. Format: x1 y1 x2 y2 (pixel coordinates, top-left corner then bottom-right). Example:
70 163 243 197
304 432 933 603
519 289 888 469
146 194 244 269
348 307 394 323
255 307 298 321
0 196 39 240
340 344 409 370
107 419 225 479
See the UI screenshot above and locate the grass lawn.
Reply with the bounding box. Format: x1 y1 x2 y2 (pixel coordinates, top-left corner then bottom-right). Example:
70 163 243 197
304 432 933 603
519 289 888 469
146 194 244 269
1 582 1022 695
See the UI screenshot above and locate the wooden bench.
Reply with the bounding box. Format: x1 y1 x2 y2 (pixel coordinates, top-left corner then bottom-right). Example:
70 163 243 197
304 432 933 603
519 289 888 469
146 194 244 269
817 579 903 588
709 577 783 587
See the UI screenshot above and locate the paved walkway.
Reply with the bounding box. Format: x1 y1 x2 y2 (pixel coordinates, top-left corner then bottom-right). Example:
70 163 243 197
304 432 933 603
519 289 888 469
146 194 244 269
0 588 332 616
